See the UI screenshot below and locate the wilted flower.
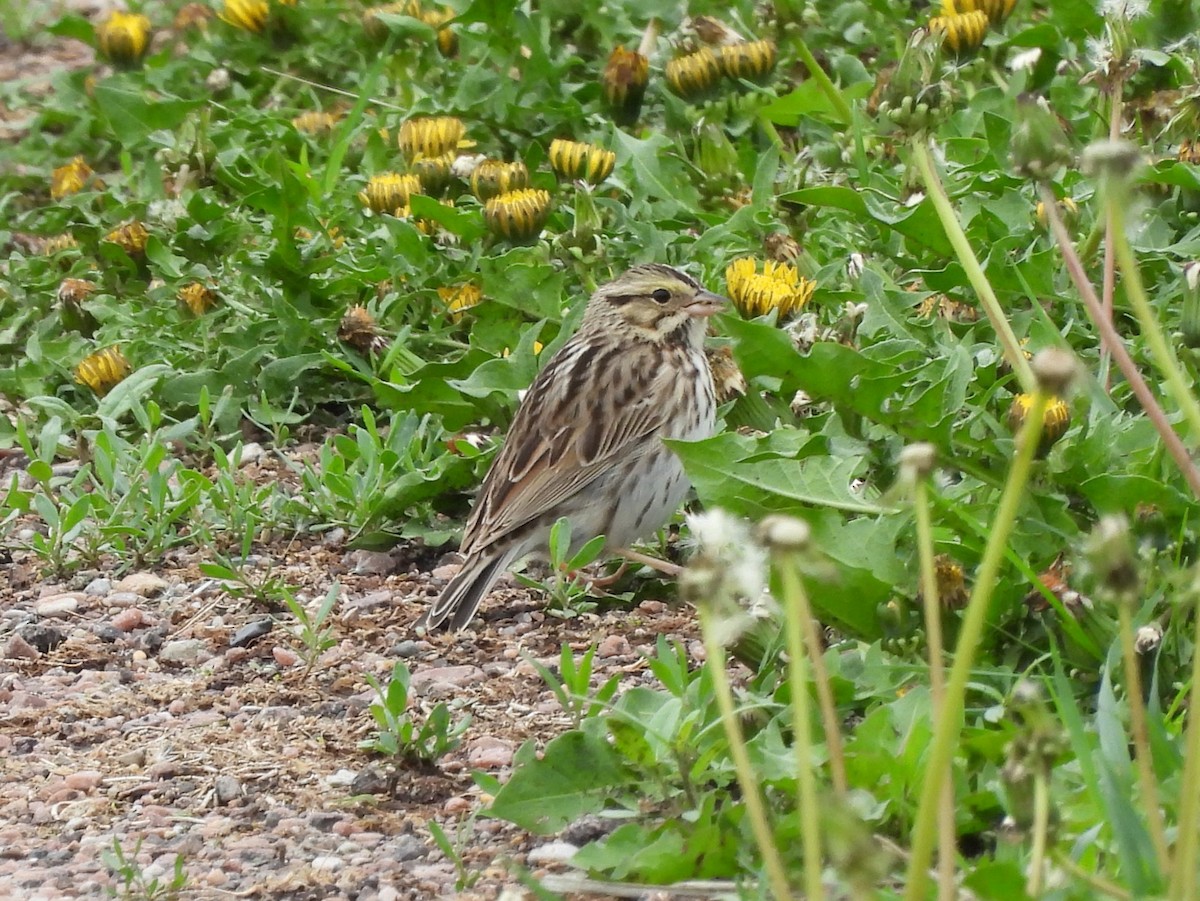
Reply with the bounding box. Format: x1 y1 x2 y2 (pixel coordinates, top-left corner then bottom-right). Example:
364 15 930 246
178 282 217 315
691 15 745 46
470 159 529 201
437 282 483 321
411 152 455 195
484 189 551 241
941 0 1017 26
872 27 948 134
51 157 94 200
930 555 969 609
916 293 980 322
705 345 746 404
1007 393 1071 455
602 45 650 125
719 39 777 82
104 221 150 256
96 10 153 67
358 172 422 213
929 10 989 53
398 116 468 162
75 347 131 396
292 111 341 135
548 139 616 184
725 256 816 319
362 1 421 41
338 305 390 355
422 6 457 57
42 233 79 255
1180 141 1200 165
173 3 214 32
764 232 801 264
58 278 97 307
666 47 722 100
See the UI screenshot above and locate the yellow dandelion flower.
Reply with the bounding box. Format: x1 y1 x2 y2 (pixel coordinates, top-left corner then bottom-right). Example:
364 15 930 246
51 157 93 200
421 7 457 57
292 111 342 135
220 0 269 32
719 39 777 82
178 282 217 315
96 10 152 66
483 189 551 242
75 347 132 396
358 173 422 213
1035 196 1079 229
665 47 722 100
42 233 79 255
398 116 468 162
929 10 989 53
104 221 150 256
470 160 529 201
437 283 483 321
602 45 649 125
724 256 815 319
941 0 1016 26
1007 393 1071 455
548 139 616 184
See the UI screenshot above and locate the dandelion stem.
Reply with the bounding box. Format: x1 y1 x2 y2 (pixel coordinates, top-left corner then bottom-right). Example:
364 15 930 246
903 392 1048 901
787 33 852 125
1026 771 1050 895
698 606 794 900
912 140 1036 394
1169 594 1200 900
1039 183 1200 500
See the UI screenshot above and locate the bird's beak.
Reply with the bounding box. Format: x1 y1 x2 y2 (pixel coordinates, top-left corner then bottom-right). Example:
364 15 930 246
685 289 728 318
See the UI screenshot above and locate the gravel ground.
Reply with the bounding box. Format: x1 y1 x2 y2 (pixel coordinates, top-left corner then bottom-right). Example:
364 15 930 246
0 442 705 900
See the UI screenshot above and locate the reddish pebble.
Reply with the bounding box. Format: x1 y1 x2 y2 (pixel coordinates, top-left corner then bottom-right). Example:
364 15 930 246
111 608 146 631
444 795 473 814
638 600 667 615
466 737 514 769
597 634 630 657
272 647 300 667
65 771 103 792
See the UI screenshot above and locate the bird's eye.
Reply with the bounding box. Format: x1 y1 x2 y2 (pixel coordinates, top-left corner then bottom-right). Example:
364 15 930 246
651 288 671 304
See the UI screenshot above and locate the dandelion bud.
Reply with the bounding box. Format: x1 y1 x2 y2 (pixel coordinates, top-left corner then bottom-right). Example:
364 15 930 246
874 28 947 134
358 173 421 213
398 116 468 163
941 0 1016 26
1010 94 1073 180
470 160 529 201
602 45 650 126
75 347 132 396
220 0 270 32
719 39 777 82
929 10 988 54
1181 261 1200 348
338 305 390 355
51 157 94 200
178 282 217 316
411 152 455 196
665 48 722 101
96 11 153 67
104 221 150 256
362 1 420 41
548 139 616 185
757 515 811 553
1081 138 1142 184
1089 515 1138 596
483 189 551 242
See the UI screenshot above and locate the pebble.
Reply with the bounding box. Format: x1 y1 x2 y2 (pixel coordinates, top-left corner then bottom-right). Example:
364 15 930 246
82 578 112 596
310 855 342 873
410 665 484 691
391 640 421 658
444 795 473 815
238 442 265 465
159 639 210 665
392 834 425 862
34 594 82 617
214 775 242 805
272 647 300 667
110 609 146 632
346 550 397 576
229 620 272 648
466 737 515 769
4 634 40 661
526 841 579 864
115 573 168 597
64 771 103 792
597 634 631 657
347 590 393 611
104 591 142 608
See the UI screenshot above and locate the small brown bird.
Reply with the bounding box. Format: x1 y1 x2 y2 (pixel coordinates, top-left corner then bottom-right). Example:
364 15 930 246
418 264 726 631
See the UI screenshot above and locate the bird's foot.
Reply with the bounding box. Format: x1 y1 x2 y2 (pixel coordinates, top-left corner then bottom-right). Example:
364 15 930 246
612 547 682 578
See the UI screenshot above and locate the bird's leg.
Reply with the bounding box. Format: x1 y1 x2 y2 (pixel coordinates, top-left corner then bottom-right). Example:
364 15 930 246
612 547 682 577
578 560 629 590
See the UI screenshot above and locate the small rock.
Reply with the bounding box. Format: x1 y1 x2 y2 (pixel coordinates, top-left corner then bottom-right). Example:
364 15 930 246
310 855 342 873
110 608 147 632
346 550 397 576
4 634 40 661
526 841 579 864
160 639 210 666
83 578 112 596
214 775 242 805
347 590 393 611
597 634 631 657
392 834 425 862
35 593 82 617
238 442 265 465
391 640 421 658
272 646 300 667
430 563 462 582
104 591 142 608
115 573 168 597
444 795 473 815
17 624 65 653
64 771 103 792
230 620 272 648
350 765 391 796
466 737 514 769
116 749 146 768
310 812 343 831
322 528 347 547
410 665 485 691
325 769 357 788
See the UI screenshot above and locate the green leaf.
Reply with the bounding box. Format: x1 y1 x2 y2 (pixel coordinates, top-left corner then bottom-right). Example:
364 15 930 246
93 77 201 145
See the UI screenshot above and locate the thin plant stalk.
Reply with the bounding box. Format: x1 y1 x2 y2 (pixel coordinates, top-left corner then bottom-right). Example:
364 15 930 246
1040 184 1200 500
912 140 1036 394
1098 82 1125 387
1168 592 1200 900
1105 191 1200 441
791 583 848 798
697 605 794 900
1026 772 1051 895
1117 602 1170 872
785 32 852 125
915 478 956 900
903 393 1049 900
779 557 827 901
1054 852 1133 900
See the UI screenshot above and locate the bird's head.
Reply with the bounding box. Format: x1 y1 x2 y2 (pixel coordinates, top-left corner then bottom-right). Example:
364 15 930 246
585 263 727 343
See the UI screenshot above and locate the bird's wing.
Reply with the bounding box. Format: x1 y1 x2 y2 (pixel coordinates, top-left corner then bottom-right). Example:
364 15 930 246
460 337 672 556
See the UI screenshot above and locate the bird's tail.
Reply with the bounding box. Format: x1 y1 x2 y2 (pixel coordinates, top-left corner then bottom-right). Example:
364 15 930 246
417 548 516 632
